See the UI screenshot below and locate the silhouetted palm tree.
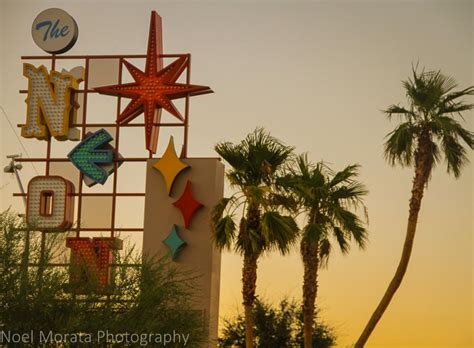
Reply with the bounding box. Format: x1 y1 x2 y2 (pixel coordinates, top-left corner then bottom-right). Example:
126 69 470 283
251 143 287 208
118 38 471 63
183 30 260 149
211 128 299 348
355 68 474 347
281 155 368 347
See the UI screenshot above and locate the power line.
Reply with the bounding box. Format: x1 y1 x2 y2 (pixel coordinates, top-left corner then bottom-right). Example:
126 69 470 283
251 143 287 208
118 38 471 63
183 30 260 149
0 105 39 175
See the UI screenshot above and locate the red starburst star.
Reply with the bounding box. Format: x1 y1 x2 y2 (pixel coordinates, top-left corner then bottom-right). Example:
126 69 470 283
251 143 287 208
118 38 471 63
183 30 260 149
95 11 213 153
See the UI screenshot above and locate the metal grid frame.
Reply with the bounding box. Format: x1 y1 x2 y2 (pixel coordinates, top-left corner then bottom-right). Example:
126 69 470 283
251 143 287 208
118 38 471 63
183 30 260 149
15 53 193 240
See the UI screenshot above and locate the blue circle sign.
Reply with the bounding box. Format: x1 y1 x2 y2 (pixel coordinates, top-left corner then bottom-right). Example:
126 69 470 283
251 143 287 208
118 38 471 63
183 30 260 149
31 8 78 54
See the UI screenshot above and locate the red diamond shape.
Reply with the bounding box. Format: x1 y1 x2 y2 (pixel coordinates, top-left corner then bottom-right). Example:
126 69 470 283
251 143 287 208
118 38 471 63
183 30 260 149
173 181 203 228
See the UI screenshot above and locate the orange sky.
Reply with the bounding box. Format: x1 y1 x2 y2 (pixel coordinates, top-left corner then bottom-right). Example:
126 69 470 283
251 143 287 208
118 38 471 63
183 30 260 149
1 1 472 347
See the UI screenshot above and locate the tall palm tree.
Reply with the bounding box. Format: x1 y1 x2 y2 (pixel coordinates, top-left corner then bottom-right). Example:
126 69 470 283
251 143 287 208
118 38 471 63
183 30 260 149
355 68 474 347
211 128 299 348
281 155 368 348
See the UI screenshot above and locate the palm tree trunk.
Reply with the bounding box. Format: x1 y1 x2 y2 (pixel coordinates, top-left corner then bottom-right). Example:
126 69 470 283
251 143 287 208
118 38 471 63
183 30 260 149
242 252 258 348
302 239 319 348
355 141 432 347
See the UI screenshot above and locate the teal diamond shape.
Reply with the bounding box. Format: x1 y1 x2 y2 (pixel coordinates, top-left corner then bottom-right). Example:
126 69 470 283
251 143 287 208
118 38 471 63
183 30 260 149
163 225 186 260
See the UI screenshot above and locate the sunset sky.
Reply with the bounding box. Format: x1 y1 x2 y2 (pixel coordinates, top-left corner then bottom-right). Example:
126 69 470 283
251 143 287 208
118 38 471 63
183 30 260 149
1 1 472 347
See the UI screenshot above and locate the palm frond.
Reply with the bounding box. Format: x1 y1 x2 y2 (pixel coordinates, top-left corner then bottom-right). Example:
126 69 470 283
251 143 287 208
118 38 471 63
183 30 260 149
384 121 417 167
439 102 474 116
267 192 298 213
441 86 474 104
384 105 416 121
431 116 474 147
211 197 234 225
427 138 441 169
333 226 349 254
331 182 368 205
215 141 247 172
216 128 294 188
442 135 469 178
329 164 360 187
243 128 294 179
245 185 270 206
332 206 367 249
318 238 331 268
295 153 313 179
234 218 251 255
302 223 324 244
259 212 299 255
212 215 237 251
246 227 264 256
404 69 458 115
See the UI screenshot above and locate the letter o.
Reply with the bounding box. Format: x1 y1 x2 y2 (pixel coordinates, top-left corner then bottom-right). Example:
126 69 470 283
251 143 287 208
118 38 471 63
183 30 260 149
26 176 75 231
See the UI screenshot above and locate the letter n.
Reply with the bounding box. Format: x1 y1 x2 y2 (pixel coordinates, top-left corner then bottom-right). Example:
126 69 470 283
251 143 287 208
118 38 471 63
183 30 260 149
66 237 123 294
26 176 75 231
21 63 80 141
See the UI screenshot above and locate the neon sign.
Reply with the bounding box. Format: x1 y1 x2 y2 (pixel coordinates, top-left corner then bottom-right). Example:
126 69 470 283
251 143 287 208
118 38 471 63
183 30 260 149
31 8 78 54
68 129 115 185
18 13 221 340
26 176 75 231
66 237 123 294
21 64 81 141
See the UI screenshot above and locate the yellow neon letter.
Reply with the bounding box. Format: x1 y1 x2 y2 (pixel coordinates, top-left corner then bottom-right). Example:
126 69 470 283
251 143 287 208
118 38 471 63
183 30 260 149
21 63 81 141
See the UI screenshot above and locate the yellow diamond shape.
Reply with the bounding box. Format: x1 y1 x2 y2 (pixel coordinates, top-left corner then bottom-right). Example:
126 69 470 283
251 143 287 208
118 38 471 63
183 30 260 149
153 136 189 195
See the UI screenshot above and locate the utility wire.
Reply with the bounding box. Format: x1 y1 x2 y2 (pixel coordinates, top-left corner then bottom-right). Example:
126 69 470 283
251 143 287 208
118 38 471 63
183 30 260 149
0 105 39 175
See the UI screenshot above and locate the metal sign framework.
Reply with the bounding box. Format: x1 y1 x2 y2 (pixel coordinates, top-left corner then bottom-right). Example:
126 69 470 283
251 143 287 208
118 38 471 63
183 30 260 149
15 52 195 242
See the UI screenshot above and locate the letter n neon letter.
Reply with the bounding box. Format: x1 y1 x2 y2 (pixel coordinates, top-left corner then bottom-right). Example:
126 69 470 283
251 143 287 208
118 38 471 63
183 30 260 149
21 63 80 141
66 237 123 294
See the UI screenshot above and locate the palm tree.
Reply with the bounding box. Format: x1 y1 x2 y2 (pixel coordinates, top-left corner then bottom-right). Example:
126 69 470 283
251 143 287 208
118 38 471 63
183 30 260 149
355 68 474 347
211 128 299 348
281 155 368 348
